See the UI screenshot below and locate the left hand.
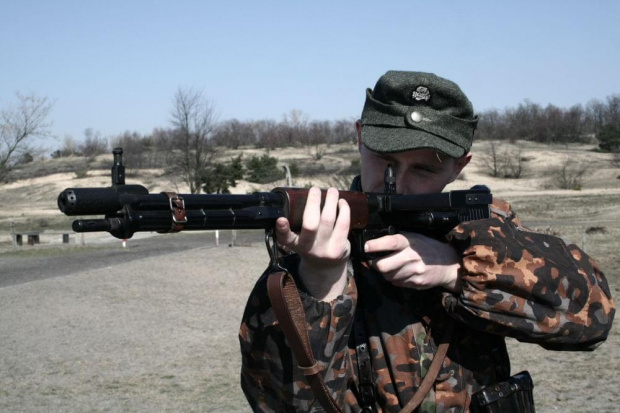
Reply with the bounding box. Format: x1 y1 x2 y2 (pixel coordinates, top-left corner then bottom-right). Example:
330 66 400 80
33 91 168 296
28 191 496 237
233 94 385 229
364 232 462 293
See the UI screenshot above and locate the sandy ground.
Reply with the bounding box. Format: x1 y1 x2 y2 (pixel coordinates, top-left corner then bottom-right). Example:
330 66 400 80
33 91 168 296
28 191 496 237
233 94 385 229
1 238 617 412
1 141 618 411
0 241 264 412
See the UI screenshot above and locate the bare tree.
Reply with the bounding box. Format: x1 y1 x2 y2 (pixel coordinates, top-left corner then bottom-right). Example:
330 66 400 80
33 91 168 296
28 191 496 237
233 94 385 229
111 130 155 169
479 141 526 178
479 140 502 177
79 128 108 157
330 119 357 144
212 119 256 149
168 87 218 193
0 92 53 181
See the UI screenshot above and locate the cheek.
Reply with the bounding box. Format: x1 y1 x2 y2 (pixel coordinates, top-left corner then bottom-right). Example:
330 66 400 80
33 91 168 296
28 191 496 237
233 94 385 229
360 157 386 192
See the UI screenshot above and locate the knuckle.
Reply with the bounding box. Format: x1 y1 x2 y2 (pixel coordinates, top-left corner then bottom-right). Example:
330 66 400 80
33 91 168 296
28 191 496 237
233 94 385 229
374 260 388 273
301 220 319 233
320 215 335 227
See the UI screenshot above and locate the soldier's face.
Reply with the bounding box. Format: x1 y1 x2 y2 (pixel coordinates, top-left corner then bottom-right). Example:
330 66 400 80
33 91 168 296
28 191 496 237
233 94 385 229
355 119 471 195
358 145 469 195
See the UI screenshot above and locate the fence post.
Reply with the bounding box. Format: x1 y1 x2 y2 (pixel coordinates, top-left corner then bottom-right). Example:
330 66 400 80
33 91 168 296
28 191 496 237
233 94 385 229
282 164 292 186
10 221 17 249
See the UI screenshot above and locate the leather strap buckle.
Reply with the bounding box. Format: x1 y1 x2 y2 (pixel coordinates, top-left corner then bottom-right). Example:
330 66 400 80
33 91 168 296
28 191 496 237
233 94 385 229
162 192 187 232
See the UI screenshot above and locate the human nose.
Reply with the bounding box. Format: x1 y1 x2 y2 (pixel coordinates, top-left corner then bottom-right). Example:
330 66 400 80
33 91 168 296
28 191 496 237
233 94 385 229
390 166 408 194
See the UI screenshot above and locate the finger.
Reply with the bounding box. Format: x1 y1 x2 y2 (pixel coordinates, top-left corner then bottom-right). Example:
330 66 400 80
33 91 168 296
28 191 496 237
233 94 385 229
275 217 298 248
365 234 409 254
331 199 352 259
373 250 404 274
374 247 423 275
300 187 322 234
318 188 339 232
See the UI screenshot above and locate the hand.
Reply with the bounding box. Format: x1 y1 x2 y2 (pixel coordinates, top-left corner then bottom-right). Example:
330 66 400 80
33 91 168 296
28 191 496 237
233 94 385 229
364 232 462 293
275 187 351 301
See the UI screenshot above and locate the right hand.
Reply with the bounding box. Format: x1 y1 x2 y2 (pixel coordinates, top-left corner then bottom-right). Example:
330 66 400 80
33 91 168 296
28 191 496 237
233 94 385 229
275 187 351 301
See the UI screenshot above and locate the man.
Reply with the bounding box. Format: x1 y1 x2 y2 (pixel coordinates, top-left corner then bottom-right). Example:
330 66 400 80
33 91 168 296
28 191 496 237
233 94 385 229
239 71 615 412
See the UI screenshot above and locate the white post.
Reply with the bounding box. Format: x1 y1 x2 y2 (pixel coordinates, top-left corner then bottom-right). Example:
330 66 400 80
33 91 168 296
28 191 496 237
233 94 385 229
282 164 292 186
215 230 220 247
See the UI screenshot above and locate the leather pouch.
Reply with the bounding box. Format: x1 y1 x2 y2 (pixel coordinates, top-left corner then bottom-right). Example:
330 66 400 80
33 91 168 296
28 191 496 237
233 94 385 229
471 371 535 413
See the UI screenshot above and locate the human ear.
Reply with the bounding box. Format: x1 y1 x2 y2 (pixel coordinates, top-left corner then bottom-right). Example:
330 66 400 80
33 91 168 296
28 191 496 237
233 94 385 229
449 153 472 182
355 120 363 152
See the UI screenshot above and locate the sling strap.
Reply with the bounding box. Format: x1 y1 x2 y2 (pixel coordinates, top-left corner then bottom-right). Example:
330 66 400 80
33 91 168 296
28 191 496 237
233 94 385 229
267 270 453 413
267 270 343 413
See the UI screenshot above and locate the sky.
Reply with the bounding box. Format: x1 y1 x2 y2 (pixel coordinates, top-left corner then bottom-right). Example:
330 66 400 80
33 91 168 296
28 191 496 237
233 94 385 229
1 0 619 151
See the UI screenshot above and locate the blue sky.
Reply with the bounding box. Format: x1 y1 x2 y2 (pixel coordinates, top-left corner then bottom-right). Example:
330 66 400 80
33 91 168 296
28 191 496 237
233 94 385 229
1 1 619 151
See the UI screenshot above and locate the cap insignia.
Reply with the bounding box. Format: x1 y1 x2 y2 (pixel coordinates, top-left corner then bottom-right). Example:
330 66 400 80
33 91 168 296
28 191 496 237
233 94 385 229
412 86 430 101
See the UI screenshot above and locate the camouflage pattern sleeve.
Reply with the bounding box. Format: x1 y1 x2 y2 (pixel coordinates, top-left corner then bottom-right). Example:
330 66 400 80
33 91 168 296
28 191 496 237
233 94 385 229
442 198 615 351
239 254 357 412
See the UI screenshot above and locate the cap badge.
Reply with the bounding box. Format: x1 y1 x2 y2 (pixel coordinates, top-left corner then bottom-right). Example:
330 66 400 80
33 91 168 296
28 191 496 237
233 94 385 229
412 86 430 101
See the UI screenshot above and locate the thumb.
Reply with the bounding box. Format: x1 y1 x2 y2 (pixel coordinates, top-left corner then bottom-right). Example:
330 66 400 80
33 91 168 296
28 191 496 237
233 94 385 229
275 217 298 248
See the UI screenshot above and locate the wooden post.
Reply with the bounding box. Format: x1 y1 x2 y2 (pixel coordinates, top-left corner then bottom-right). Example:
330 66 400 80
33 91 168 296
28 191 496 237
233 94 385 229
10 221 17 249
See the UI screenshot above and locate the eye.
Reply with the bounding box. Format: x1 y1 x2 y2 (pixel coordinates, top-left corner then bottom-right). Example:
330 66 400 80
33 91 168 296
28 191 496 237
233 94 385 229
411 165 436 174
372 153 394 166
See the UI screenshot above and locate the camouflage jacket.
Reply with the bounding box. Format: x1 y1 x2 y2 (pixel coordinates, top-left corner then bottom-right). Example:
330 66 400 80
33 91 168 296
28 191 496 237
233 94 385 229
239 199 615 412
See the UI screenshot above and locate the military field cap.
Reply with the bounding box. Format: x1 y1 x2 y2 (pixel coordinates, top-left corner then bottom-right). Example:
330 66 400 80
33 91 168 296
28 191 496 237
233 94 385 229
361 71 478 158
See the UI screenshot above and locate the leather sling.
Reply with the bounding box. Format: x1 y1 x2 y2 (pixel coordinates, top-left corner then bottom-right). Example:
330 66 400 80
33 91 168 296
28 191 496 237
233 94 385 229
267 270 453 413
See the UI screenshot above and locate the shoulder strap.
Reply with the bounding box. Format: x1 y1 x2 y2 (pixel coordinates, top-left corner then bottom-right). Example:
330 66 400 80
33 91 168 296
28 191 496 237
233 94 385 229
267 270 344 413
400 321 453 413
267 270 453 413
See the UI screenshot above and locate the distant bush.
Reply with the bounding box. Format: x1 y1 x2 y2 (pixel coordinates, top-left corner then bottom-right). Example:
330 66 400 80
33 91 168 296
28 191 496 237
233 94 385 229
586 226 607 235
17 152 34 165
552 158 587 190
288 161 300 177
52 136 80 158
598 125 620 153
74 170 89 179
246 154 284 184
202 155 245 194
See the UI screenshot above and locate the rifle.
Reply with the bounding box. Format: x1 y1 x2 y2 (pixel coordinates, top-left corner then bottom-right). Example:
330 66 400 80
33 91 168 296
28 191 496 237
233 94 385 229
57 148 492 259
